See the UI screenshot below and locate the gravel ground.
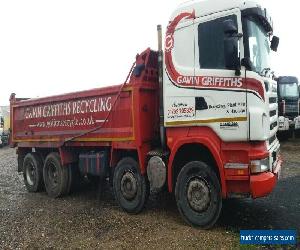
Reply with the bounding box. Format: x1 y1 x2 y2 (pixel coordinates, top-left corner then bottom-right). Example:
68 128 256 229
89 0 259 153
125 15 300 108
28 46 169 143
0 140 299 249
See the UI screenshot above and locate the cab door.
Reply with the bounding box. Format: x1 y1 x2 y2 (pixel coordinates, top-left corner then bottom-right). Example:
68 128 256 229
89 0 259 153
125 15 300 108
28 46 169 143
193 8 247 141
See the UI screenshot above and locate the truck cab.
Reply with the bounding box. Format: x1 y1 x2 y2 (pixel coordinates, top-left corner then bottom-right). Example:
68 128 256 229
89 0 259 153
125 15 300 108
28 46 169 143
0 117 5 146
162 0 281 227
277 76 300 137
164 0 279 142
0 115 9 147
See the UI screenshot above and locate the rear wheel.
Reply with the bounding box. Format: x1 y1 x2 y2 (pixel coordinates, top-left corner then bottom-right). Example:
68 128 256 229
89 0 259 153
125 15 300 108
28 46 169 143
43 152 69 198
23 153 44 192
113 157 149 214
175 161 222 229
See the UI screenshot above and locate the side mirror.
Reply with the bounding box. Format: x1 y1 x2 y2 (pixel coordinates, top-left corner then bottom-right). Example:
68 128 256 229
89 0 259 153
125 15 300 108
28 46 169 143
223 20 240 74
271 36 279 52
241 57 252 70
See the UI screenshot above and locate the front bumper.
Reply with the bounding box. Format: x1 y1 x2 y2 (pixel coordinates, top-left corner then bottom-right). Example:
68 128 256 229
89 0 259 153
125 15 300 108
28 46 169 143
250 155 283 198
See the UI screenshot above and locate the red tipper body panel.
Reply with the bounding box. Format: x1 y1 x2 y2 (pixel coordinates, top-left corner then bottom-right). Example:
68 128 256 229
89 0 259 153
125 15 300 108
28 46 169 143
10 49 159 173
12 86 133 143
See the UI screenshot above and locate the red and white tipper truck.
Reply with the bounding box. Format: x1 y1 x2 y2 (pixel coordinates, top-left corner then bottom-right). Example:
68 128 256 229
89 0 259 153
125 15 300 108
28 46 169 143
10 0 282 228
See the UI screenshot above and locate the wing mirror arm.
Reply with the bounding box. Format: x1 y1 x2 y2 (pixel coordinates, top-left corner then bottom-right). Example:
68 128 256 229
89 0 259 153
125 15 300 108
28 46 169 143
223 19 243 76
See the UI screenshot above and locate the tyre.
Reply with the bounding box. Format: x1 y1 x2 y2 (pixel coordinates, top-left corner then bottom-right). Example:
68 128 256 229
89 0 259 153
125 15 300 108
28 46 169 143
175 161 222 229
43 152 69 198
23 153 44 192
113 157 149 214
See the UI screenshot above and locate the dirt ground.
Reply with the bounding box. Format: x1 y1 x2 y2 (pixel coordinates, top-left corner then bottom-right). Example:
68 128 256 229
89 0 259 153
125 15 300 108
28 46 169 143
0 140 299 249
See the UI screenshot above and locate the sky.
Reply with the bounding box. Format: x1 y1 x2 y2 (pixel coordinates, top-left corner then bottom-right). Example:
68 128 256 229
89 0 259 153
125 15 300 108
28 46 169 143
0 0 299 106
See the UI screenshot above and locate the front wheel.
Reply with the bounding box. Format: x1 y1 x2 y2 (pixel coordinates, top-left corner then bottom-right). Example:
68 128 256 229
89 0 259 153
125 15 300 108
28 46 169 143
113 157 149 214
175 161 222 229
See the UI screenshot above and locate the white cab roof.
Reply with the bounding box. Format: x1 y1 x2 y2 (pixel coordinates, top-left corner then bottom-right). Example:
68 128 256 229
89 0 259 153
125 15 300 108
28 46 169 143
170 0 262 20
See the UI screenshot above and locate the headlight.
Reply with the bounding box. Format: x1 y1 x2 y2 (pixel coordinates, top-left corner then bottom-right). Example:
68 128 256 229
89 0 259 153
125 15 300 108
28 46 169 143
250 158 270 174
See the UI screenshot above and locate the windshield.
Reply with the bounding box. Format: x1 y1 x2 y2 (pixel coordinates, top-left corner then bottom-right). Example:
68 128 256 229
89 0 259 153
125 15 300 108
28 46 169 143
244 17 271 74
279 83 299 98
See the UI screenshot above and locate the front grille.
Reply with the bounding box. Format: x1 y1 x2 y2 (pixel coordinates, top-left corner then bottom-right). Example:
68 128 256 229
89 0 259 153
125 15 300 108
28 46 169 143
269 97 277 104
267 81 279 136
285 102 298 113
270 121 278 130
269 110 276 117
284 113 298 120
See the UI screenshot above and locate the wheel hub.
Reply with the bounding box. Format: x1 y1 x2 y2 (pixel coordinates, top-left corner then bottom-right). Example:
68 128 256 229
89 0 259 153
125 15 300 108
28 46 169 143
187 178 211 212
26 163 36 186
48 163 58 186
120 171 137 200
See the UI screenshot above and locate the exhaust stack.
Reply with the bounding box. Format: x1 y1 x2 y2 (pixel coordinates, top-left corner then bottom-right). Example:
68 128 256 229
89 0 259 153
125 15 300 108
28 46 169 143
157 25 166 151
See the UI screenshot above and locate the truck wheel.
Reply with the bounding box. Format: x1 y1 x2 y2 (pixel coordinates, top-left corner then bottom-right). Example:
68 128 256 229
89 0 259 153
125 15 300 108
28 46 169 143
23 153 44 192
113 157 149 214
43 152 69 198
175 161 222 229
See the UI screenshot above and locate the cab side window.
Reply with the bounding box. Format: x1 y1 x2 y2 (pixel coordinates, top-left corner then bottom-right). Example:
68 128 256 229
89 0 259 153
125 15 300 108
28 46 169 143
198 15 237 69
